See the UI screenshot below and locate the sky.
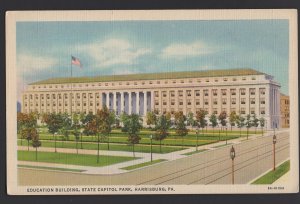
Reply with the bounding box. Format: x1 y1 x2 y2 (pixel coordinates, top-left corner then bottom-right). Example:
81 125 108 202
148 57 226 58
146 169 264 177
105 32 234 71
16 20 289 101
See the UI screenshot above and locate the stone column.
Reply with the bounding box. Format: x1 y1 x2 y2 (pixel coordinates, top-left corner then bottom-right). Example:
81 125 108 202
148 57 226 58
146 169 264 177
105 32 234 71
151 91 155 112
143 91 147 116
121 92 125 113
128 92 132 114
113 92 117 113
106 92 110 109
136 91 140 115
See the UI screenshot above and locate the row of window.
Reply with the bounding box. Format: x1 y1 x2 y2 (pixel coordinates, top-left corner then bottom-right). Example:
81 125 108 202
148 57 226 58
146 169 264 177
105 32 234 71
31 76 259 90
155 107 265 115
154 98 265 106
154 88 265 98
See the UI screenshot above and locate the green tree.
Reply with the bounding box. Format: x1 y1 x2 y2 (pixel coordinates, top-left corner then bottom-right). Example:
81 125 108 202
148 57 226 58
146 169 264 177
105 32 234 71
19 112 37 150
123 114 143 157
209 113 218 136
187 112 195 129
174 111 188 149
44 113 64 153
252 114 259 134
196 110 208 135
31 128 41 161
236 115 245 137
229 111 237 131
245 114 252 140
81 112 96 136
154 114 171 153
72 113 81 154
218 111 227 130
59 113 72 147
146 111 157 129
259 117 265 136
107 110 116 150
120 112 130 132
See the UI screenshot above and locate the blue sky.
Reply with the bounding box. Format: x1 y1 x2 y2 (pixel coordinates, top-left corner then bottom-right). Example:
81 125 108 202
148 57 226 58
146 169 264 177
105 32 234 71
16 20 289 100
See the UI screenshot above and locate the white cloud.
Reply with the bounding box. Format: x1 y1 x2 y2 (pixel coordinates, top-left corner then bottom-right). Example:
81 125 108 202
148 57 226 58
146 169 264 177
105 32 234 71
80 39 151 67
161 41 214 59
17 54 58 73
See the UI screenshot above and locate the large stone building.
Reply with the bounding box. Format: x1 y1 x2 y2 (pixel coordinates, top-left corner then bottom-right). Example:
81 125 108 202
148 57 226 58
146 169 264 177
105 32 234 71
22 68 281 129
280 93 290 128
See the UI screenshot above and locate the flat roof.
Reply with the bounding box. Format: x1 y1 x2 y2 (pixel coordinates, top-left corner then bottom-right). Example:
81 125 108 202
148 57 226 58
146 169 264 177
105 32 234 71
30 68 265 85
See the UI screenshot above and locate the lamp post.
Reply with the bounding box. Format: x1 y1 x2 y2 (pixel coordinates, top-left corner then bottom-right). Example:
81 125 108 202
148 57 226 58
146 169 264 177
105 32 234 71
226 127 228 145
149 135 153 162
80 129 83 149
54 132 57 153
273 130 277 171
196 127 199 151
230 146 236 184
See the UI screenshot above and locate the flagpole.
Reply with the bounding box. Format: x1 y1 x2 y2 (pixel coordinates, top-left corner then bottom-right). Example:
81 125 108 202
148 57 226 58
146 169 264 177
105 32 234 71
70 56 73 122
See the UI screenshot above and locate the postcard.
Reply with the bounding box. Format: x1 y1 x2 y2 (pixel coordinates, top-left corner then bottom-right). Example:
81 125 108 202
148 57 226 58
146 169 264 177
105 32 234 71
6 9 298 194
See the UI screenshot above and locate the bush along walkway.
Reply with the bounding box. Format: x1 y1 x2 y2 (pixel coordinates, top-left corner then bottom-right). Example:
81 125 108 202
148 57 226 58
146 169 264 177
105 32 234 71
18 129 288 175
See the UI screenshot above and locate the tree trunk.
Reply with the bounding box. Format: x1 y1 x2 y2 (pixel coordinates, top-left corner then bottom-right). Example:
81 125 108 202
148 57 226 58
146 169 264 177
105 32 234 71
240 128 242 137
231 125 232 131
247 128 249 140
107 133 110 150
255 127 257 134
97 134 100 163
21 138 23 146
160 140 162 153
35 147 38 161
133 144 135 158
262 127 263 136
182 137 184 150
76 138 78 154
27 140 29 151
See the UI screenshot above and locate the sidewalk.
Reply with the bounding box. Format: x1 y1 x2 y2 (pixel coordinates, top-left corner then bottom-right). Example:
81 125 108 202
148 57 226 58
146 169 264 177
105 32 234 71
18 129 289 175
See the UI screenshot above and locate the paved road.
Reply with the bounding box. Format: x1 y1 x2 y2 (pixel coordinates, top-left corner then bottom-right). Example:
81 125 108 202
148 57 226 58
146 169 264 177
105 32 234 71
18 131 289 185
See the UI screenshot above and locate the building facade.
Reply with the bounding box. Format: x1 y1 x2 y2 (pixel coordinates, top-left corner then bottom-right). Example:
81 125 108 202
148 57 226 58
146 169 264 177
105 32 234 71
280 94 290 128
22 68 281 129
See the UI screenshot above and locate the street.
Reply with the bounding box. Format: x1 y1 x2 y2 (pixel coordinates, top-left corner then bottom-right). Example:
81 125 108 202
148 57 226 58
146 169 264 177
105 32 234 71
18 131 289 185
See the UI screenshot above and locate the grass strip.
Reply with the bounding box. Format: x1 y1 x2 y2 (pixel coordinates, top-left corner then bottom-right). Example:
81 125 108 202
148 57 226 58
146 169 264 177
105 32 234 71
212 143 233 148
252 160 290 184
182 149 208 155
18 150 136 167
121 159 167 170
18 164 84 172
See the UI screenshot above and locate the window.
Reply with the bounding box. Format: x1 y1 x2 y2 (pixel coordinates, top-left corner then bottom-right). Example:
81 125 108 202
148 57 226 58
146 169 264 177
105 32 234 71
240 89 246 95
260 88 266 95
41 95 44 99
105 83 109 86
212 89 218 96
260 108 265 114
187 90 192 97
196 100 200 105
204 99 209 105
96 94 99 98
83 103 86 106
163 101 167 105
223 78 228 81
197 79 201 83
241 98 246 105
171 100 175 105
172 80 176 84
204 90 209 96
189 79 193 83
250 98 255 104
77 94 80 99
232 78 237 81
59 103 62 107
170 91 175 97
30 95 33 99
155 91 159 97
149 81 153 84
47 94 50 99
65 103 68 106
180 80 184 83
231 89 236 96
83 94 87 99
178 91 183 97
65 94 68 99
260 100 265 105
213 109 218 114
52 94 56 99
231 98 236 105
195 90 200 96
241 108 246 114
187 99 191 105
242 77 246 81
90 102 93 106
89 94 93 99
162 91 167 97
250 108 255 114
58 94 61 99
179 100 183 105
214 78 218 82
24 95 28 99
86 84 89 87
221 89 227 96
250 88 255 95
205 79 209 82
222 98 227 105
251 77 256 80
155 101 159 106
213 99 218 105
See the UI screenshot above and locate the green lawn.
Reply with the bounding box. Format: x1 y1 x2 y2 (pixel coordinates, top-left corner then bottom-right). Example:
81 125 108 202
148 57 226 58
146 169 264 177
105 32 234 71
18 164 84 172
18 140 185 154
182 149 208 155
252 160 290 184
121 159 167 170
18 150 136 167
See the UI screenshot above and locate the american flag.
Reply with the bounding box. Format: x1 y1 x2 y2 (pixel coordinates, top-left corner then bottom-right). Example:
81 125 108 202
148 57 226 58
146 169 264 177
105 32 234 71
71 56 82 68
